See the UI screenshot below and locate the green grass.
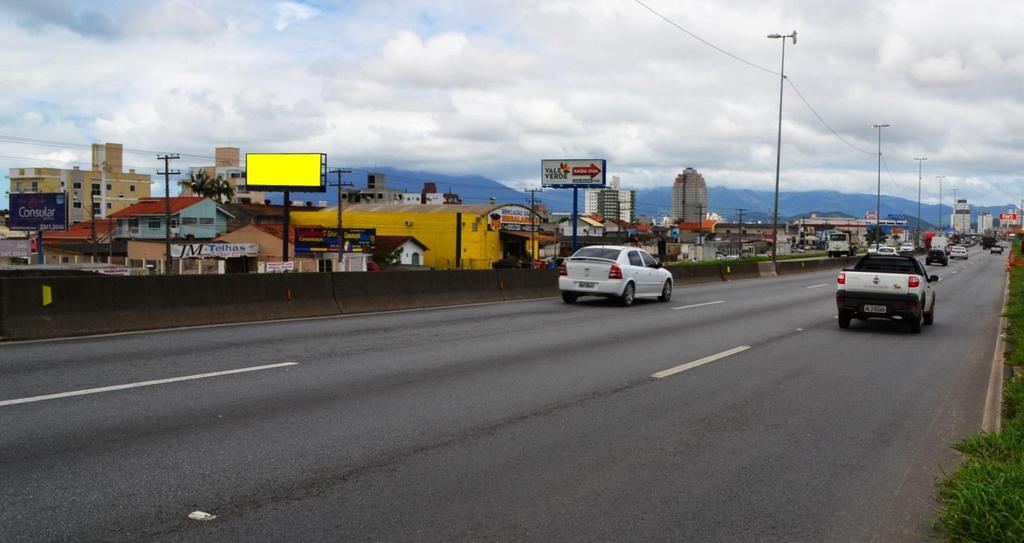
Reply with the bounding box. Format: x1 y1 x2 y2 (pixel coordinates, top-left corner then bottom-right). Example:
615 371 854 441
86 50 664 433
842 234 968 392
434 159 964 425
936 247 1024 542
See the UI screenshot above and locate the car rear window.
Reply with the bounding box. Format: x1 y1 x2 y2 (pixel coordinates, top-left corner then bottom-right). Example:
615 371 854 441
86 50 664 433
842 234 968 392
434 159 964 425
571 247 622 260
854 257 919 274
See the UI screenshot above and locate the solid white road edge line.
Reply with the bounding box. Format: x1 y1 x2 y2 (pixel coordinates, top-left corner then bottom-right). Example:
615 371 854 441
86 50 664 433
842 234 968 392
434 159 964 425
982 272 1011 432
672 300 725 310
806 283 829 289
0 362 299 408
651 346 751 379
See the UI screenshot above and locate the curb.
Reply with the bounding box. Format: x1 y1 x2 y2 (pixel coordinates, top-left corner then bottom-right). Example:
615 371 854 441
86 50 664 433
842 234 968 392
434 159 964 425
983 270 1012 432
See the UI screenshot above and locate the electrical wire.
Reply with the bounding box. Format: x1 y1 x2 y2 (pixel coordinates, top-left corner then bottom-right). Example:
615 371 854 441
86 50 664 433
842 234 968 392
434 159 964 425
785 79 875 156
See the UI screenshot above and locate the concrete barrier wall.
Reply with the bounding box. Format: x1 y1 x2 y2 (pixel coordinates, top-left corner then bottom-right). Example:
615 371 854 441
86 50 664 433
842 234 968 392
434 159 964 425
669 265 724 284
722 262 761 280
334 270 505 314
0 273 340 339
495 269 560 301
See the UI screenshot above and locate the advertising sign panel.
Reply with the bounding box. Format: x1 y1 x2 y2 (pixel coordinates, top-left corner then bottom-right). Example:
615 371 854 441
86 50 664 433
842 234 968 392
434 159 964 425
0 239 32 257
541 159 607 188
487 206 539 232
294 227 338 253
1000 213 1019 222
341 228 376 253
265 261 295 273
170 243 259 259
8 193 68 231
245 153 327 192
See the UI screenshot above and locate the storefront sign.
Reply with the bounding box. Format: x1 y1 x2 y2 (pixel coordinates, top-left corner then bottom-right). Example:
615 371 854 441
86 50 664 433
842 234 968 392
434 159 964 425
171 243 259 259
341 228 376 253
295 227 339 253
487 206 539 232
8 193 68 231
0 239 31 257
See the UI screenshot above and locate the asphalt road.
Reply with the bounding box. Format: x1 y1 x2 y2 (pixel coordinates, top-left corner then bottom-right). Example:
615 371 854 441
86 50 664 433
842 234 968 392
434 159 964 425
0 246 1005 542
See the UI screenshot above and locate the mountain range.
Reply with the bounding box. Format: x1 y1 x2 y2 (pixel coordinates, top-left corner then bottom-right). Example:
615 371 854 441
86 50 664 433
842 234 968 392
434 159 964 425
281 167 1015 228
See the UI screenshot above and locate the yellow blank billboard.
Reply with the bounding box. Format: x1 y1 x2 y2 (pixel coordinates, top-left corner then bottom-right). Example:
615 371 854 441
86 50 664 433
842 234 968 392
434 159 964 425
246 153 326 192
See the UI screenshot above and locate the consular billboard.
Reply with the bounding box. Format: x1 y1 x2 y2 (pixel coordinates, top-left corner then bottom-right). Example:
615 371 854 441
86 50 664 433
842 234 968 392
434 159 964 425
245 153 327 192
9 193 68 231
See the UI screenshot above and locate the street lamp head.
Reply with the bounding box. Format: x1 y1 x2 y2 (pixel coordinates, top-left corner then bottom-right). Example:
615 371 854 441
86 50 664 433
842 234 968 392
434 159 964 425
870 123 891 128
767 33 782 38
791 30 797 44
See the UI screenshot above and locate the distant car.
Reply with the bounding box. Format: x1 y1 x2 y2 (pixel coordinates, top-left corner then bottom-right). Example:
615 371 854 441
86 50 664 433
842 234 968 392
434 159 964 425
877 246 899 256
926 249 949 266
867 246 879 255
991 244 1004 254
950 246 969 260
899 243 915 256
559 245 673 306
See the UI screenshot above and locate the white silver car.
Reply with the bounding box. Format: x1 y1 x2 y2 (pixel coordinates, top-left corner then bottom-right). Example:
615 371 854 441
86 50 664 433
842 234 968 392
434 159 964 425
558 245 673 306
876 246 899 256
950 245 969 260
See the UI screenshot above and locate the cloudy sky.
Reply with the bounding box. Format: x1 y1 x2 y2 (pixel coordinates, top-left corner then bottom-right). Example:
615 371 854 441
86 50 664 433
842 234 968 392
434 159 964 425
1 0 1023 206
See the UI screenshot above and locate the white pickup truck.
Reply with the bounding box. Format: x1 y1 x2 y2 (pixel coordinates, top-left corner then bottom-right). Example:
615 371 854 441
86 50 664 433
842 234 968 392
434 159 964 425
836 255 938 333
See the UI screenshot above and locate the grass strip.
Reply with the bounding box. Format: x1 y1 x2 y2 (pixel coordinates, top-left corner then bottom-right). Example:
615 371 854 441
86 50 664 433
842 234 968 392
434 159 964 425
936 242 1024 542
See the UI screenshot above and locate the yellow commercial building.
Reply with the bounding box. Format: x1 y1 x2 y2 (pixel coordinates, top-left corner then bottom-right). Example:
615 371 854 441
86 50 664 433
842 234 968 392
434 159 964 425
291 204 542 269
8 142 152 222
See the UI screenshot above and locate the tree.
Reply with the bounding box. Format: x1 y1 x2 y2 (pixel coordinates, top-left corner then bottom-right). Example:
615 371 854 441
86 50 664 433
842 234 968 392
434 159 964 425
178 170 235 203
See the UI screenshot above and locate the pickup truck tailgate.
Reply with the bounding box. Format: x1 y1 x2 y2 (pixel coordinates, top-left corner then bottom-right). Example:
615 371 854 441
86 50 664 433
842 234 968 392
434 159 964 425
844 272 911 294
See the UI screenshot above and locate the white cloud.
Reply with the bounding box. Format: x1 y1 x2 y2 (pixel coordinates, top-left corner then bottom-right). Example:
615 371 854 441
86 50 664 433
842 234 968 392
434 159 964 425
273 1 319 31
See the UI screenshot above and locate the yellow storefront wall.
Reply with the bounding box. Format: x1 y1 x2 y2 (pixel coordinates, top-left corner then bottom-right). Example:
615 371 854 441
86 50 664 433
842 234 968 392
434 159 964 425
291 205 514 270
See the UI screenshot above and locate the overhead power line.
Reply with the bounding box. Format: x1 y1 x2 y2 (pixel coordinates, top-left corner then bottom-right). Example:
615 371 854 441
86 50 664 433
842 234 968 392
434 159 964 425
632 0 778 76
785 80 874 156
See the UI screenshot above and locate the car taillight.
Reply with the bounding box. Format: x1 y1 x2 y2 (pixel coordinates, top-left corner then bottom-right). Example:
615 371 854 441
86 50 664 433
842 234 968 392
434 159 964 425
837 272 845 285
908 276 920 288
608 265 623 279
558 262 567 276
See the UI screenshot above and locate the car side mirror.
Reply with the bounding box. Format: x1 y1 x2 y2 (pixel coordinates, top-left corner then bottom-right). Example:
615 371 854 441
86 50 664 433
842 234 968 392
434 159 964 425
929 275 939 283
651 262 663 269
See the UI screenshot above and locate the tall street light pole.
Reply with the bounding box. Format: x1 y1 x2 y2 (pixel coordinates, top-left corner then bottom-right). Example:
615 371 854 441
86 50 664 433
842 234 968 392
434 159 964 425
936 175 946 232
913 157 927 248
768 30 796 268
870 124 890 250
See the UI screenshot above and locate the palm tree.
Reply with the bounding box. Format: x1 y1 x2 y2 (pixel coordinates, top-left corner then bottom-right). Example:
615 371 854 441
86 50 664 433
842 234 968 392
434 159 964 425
178 170 235 203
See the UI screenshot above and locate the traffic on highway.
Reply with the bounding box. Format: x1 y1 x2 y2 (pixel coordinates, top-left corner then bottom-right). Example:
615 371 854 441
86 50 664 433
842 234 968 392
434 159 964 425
0 243 1005 542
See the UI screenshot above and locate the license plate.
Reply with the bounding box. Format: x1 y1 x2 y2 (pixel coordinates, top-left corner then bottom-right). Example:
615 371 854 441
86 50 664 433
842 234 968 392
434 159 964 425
576 281 597 289
863 304 887 314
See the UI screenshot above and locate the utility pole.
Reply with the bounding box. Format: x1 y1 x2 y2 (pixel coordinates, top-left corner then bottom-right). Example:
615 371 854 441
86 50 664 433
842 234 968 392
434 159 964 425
157 154 180 275
913 157 927 248
329 168 352 267
870 124 890 250
936 175 945 231
767 30 797 268
696 203 704 245
736 208 746 257
525 188 543 262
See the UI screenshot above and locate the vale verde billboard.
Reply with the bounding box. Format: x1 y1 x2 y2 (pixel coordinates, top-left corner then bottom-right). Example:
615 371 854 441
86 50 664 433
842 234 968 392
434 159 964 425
8 193 68 231
541 159 607 188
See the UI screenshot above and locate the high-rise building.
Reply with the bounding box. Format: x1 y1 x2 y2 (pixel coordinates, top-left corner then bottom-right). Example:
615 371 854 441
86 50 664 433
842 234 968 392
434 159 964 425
952 198 971 233
8 142 152 222
978 212 993 233
583 176 636 222
672 167 708 223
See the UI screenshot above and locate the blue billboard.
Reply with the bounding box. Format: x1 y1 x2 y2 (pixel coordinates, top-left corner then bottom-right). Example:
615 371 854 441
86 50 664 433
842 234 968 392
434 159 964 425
9 193 68 231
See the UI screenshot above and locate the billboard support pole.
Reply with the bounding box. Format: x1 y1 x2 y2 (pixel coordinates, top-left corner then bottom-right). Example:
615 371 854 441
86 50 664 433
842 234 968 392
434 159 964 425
282 191 291 264
37 230 44 265
572 187 579 252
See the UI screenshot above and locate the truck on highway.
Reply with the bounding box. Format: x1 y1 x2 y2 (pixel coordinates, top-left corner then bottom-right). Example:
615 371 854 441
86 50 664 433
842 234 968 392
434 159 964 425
930 235 949 254
982 235 996 249
836 255 938 333
827 231 855 257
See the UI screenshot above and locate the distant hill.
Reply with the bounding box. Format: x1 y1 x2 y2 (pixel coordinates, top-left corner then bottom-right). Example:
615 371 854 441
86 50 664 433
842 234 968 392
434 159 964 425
275 167 1013 227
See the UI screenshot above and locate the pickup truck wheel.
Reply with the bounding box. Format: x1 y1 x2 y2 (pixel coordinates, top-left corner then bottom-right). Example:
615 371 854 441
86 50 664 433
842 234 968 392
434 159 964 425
658 280 672 302
924 305 934 325
909 312 923 333
619 282 635 307
838 311 852 329
561 292 578 304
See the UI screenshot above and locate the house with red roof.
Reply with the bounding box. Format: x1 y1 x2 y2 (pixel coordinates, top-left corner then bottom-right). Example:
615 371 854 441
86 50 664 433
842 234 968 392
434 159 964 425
110 197 234 240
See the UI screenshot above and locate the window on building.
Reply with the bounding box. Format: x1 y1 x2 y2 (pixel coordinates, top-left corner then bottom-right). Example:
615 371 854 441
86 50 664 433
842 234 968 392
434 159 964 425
199 217 214 225
61 257 69 263
91 204 100 217
317 259 333 273
73 201 82 209
91 183 100 195
182 217 198 225
73 182 82 189
148 219 161 229
106 202 112 209
128 218 139 228
15 182 23 191
31 182 38 192
106 184 112 190
471 222 479 232
170 219 179 228
129 184 136 192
